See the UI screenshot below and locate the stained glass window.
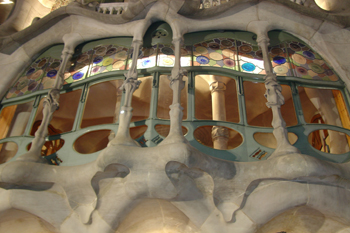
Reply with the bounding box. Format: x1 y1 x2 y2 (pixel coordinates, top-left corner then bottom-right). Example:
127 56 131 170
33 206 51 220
268 44 293 76
6 56 49 99
286 41 338 81
65 49 92 84
89 44 129 76
237 41 265 74
136 45 157 69
193 38 238 70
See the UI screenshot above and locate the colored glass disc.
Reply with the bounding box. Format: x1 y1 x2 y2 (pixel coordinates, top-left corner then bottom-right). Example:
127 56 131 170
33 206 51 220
223 59 235 67
273 56 286 65
73 72 84 80
93 56 103 64
303 50 315 60
242 63 256 71
47 70 57 77
196 56 210 64
161 47 174 55
26 68 35 76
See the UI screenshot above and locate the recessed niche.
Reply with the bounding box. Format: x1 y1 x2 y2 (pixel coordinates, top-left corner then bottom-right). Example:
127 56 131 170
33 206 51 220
155 125 188 137
0 142 18 164
308 129 350 154
27 139 64 156
253 132 298 149
193 126 243 150
74 130 112 154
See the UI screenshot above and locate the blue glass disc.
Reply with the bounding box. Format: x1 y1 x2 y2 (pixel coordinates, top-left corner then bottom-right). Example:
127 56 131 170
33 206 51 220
242 63 256 72
93 56 103 64
142 59 151 67
73 72 84 80
196 56 209 64
47 70 57 78
303 51 315 60
273 56 286 65
26 68 35 76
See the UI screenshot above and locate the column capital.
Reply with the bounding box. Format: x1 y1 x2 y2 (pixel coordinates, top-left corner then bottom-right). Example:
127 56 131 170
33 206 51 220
211 126 229 141
132 40 143 47
256 35 270 48
172 37 184 46
210 81 226 93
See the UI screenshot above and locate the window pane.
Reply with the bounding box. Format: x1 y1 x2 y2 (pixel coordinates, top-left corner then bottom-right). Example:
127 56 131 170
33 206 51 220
0 101 33 139
244 81 297 127
157 74 188 119
298 87 348 127
195 75 239 123
308 129 350 154
74 130 111 154
81 80 124 128
31 90 81 135
131 76 152 122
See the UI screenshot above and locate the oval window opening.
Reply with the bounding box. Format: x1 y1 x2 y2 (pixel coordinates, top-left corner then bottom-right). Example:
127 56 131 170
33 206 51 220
308 129 350 154
253 132 297 149
74 130 112 154
27 139 65 156
155 125 188 137
130 125 148 139
193 126 243 150
0 142 18 164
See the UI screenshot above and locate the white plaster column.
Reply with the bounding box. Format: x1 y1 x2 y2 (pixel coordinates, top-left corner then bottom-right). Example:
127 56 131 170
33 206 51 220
209 78 229 150
257 34 299 158
16 38 76 163
110 40 142 146
160 37 187 145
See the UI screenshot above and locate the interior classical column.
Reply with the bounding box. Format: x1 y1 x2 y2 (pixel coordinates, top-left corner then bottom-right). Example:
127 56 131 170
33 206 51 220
257 34 299 158
209 76 229 150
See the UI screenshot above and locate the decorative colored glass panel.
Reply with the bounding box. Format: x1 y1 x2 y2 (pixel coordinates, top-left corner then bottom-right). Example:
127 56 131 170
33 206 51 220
64 49 93 84
41 57 62 90
193 38 238 70
157 44 192 67
6 57 48 99
133 45 158 69
89 44 129 76
268 44 293 76
237 41 265 74
286 41 338 81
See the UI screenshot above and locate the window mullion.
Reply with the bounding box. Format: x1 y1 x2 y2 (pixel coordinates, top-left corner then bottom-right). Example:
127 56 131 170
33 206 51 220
71 83 89 131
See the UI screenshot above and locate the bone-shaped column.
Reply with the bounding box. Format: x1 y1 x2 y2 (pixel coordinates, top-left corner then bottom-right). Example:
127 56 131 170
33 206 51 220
17 46 74 163
160 37 187 145
109 40 142 147
257 34 299 158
